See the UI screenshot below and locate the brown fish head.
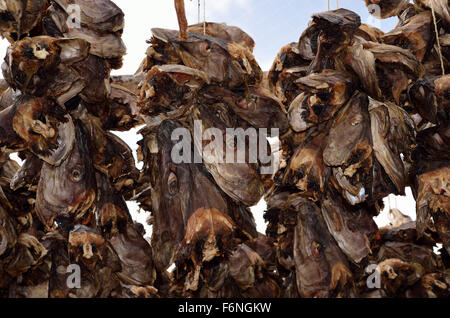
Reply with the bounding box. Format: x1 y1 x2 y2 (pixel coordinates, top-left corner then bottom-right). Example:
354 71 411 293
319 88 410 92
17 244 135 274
290 70 354 131
298 8 361 61
95 173 129 237
151 28 262 88
139 64 209 116
12 96 75 166
291 195 352 297
192 104 264 207
0 0 48 40
149 120 231 271
109 221 156 286
68 224 105 270
3 36 90 96
283 132 329 201
174 207 243 293
0 205 17 257
188 22 255 52
36 121 96 231
364 0 410 19
104 83 141 131
321 192 374 264
53 0 124 33
324 91 372 167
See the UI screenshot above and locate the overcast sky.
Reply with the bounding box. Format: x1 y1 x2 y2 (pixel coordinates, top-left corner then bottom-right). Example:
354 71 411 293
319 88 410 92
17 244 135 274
0 1 413 234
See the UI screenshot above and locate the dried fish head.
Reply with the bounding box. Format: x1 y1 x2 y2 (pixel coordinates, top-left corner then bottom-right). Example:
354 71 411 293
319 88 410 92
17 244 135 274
324 92 372 168
192 105 264 207
363 0 410 19
298 8 361 61
151 28 262 88
200 85 289 133
109 221 156 286
69 224 105 270
0 0 48 40
139 64 209 116
36 122 96 231
291 195 354 297
283 132 329 201
54 0 124 33
188 22 255 52
288 70 353 132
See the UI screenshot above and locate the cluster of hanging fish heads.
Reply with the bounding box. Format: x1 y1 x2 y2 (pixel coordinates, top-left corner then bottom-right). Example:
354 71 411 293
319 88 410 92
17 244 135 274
0 0 448 298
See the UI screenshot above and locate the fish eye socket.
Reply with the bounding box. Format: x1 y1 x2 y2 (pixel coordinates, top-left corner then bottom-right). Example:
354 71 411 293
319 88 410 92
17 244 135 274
168 172 178 195
201 42 212 55
311 241 321 256
71 169 82 182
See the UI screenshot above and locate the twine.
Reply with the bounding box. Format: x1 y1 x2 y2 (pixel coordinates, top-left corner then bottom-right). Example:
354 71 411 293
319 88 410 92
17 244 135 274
203 0 206 35
431 7 445 75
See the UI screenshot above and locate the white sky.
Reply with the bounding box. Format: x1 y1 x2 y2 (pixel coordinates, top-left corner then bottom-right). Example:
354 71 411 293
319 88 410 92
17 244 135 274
2 0 416 236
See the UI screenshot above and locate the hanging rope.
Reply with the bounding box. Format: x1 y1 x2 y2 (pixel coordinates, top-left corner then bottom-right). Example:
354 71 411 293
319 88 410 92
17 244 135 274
431 7 445 75
328 0 339 10
203 0 206 35
174 0 188 40
198 0 201 23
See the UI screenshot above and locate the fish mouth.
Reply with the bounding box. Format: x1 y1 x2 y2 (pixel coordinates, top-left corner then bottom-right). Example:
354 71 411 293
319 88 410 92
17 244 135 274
151 28 178 43
69 189 97 224
43 189 97 231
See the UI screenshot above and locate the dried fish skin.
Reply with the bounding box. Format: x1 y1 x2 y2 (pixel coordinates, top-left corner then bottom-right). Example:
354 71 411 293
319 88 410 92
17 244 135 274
416 165 450 254
109 220 156 286
150 28 263 89
298 8 361 61
104 83 141 131
383 11 433 62
288 70 354 132
364 0 410 19
321 192 375 264
35 121 96 231
414 0 450 30
138 64 209 117
355 24 385 43
0 205 17 258
0 0 48 40
324 91 372 167
64 27 126 61
409 75 450 125
292 196 354 298
200 85 289 133
188 22 255 52
369 98 415 194
54 0 124 33
192 105 264 207
282 132 329 202
10 153 42 191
